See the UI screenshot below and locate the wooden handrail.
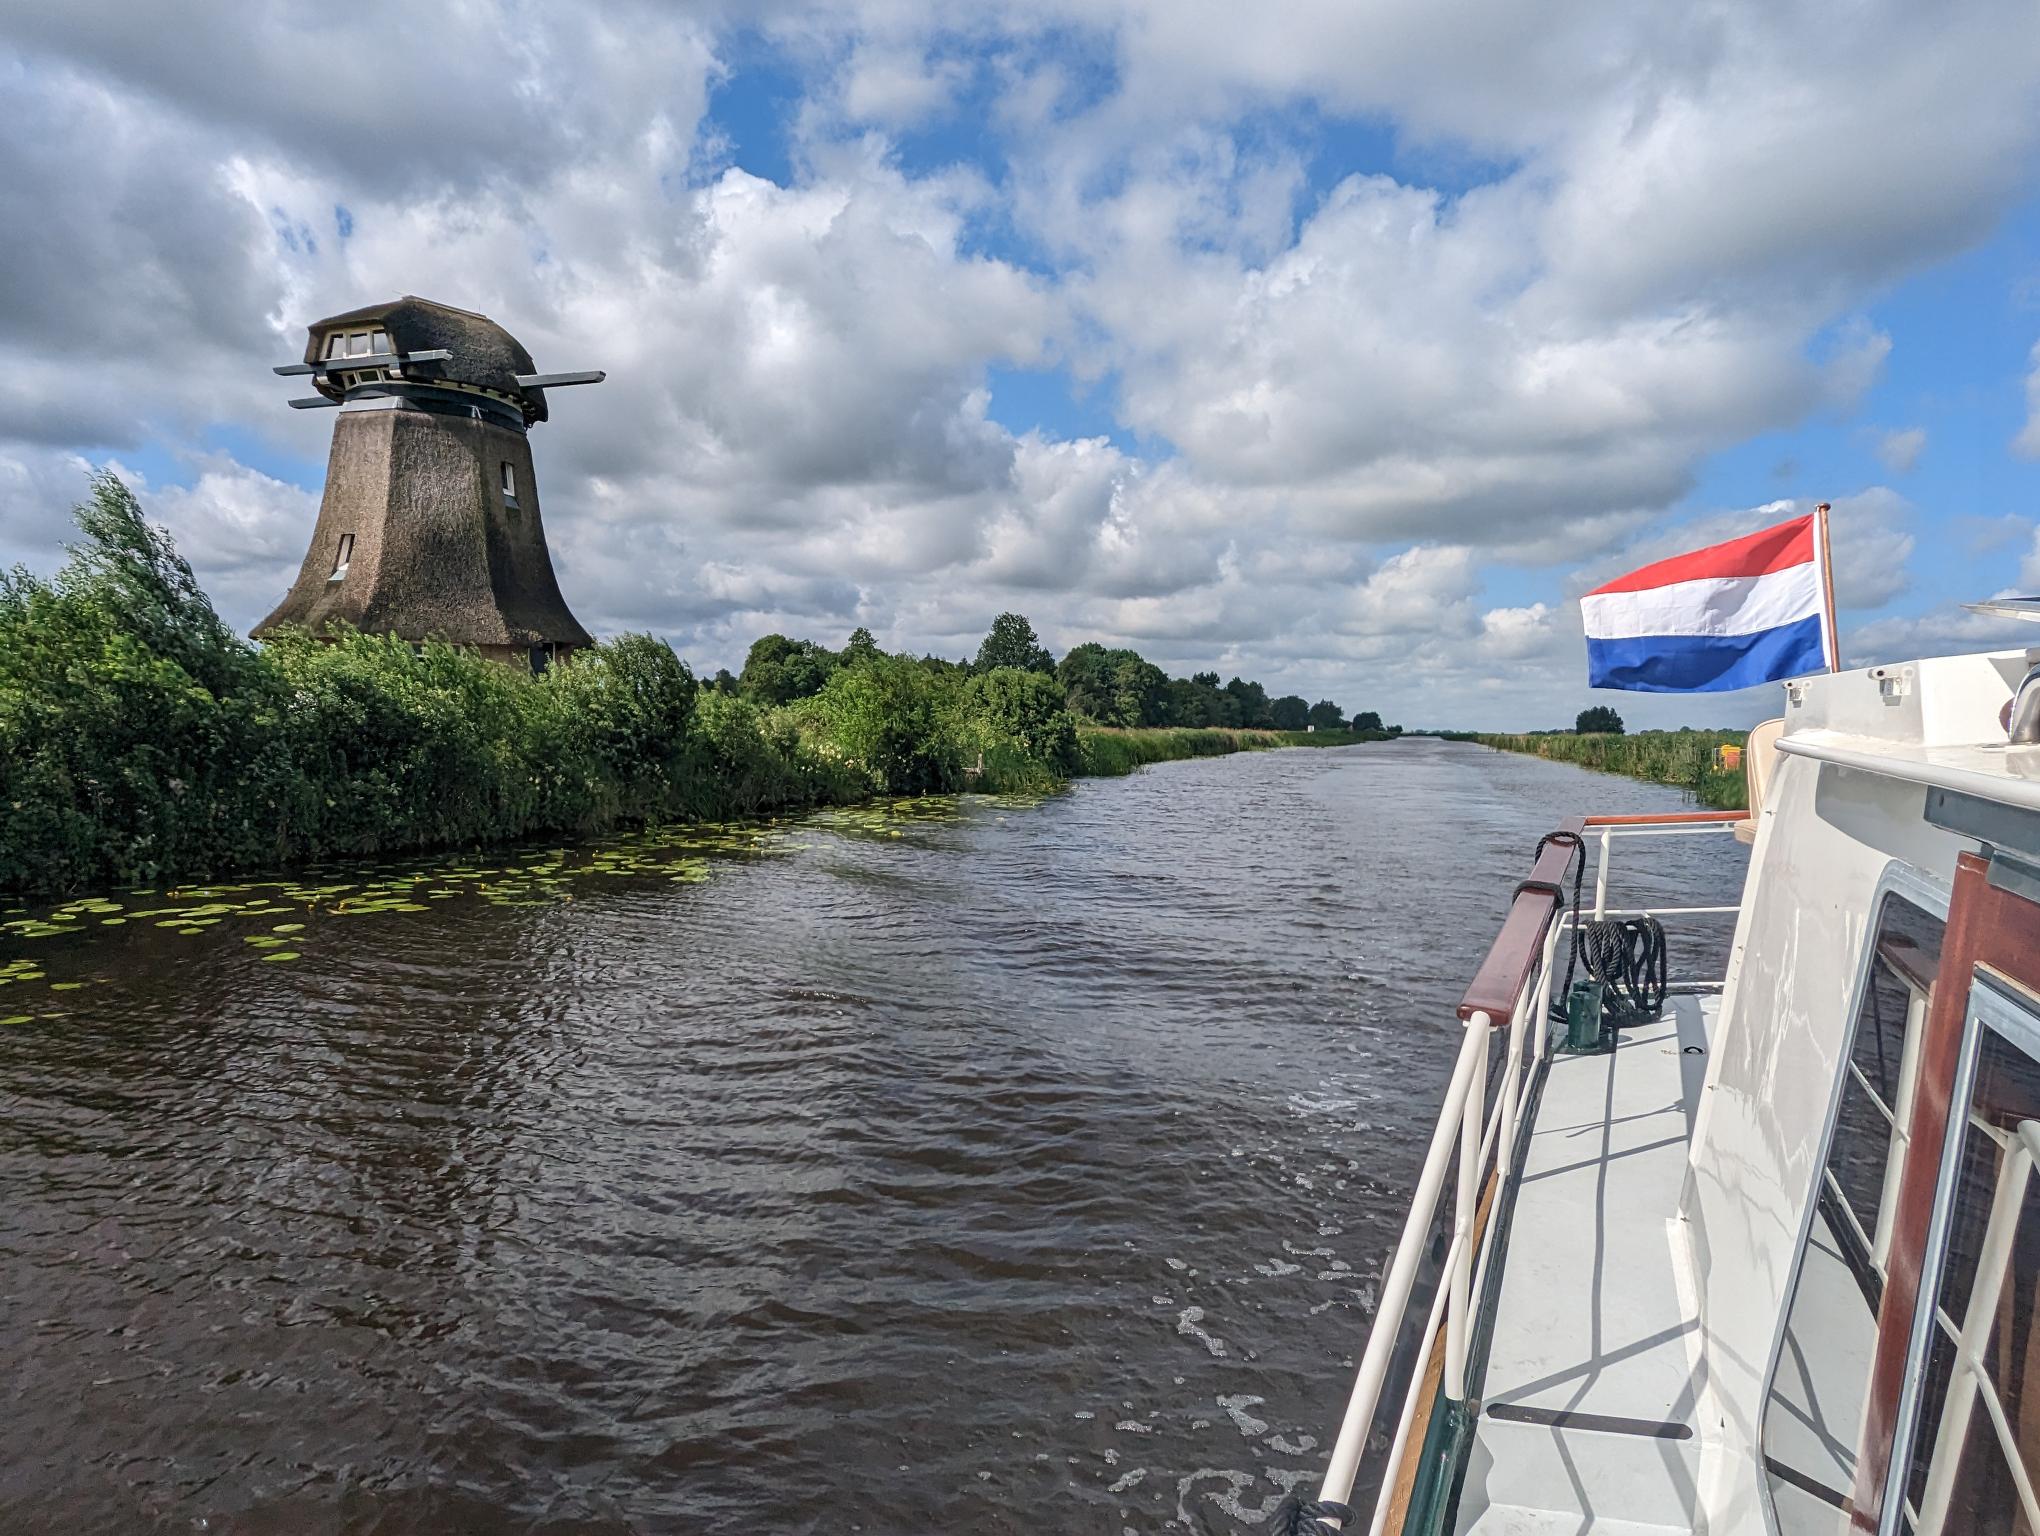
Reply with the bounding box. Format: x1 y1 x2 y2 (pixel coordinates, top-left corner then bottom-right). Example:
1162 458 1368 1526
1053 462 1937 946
1457 816 1584 1022
1581 810 1743 826
1457 808 1742 1020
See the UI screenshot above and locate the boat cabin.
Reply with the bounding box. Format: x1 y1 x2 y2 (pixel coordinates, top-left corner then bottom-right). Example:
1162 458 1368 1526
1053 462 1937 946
1297 643 2040 1536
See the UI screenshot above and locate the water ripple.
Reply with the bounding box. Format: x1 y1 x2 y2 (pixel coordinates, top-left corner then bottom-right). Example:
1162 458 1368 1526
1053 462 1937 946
0 741 1743 1533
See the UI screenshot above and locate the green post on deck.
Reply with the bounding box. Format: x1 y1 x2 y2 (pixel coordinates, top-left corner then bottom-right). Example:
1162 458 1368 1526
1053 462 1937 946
1561 978 1607 1054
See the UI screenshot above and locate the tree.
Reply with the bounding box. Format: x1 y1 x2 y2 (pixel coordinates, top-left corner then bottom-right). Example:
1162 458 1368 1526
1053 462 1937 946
1056 642 1166 727
1224 676 1274 729
1270 694 1310 731
1576 705 1625 735
1190 670 1220 689
709 668 738 695
1307 699 1345 731
974 612 1054 674
1352 710 1383 733
738 634 838 705
843 626 882 666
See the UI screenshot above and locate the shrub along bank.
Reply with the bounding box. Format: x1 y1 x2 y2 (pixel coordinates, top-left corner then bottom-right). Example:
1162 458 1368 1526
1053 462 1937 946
1460 729 1750 810
0 477 1397 896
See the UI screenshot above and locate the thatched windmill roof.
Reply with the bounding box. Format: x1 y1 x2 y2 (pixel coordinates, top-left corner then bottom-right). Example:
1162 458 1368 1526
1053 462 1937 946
304 295 553 421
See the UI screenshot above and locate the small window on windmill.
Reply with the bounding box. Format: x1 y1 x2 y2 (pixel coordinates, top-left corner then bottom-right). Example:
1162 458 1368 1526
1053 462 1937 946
500 462 517 505
329 533 354 582
329 330 390 389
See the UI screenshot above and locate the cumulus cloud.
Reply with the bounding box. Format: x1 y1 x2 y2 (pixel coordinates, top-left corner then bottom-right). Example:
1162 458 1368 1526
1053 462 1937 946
2022 525 2040 592
1874 427 1927 474
1 0 2037 725
2015 340 2040 460
1479 604 1560 662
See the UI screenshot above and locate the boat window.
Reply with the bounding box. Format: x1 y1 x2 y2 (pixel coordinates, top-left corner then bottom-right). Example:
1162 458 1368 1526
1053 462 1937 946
1889 977 2040 1535
1762 892 1945 1533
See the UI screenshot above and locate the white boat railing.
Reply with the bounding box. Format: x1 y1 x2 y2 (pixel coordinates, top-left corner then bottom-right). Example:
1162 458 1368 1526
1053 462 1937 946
1306 811 1744 1535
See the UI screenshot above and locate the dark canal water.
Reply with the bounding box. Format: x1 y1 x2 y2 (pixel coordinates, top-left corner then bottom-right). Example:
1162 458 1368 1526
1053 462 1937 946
0 739 1745 1534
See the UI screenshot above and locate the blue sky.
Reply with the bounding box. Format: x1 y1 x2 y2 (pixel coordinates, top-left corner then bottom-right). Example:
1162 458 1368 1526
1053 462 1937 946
2 3 2038 728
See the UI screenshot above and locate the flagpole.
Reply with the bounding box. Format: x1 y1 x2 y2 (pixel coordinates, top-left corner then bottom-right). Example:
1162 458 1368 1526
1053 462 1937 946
1815 500 1840 672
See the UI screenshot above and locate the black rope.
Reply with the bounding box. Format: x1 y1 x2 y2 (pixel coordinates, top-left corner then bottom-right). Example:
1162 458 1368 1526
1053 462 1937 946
1266 1492 1355 1535
1577 915 1668 1025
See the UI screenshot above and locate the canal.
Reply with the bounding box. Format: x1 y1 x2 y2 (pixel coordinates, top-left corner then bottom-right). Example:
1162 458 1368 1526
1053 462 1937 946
0 738 1745 1533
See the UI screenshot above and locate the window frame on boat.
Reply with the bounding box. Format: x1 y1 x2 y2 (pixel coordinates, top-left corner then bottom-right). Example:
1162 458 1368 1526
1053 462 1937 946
1758 862 1948 1535
1879 965 2040 1534
1838 847 2040 1536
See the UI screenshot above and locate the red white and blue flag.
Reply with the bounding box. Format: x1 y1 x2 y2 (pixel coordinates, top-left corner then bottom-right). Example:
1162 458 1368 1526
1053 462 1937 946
1582 513 1837 693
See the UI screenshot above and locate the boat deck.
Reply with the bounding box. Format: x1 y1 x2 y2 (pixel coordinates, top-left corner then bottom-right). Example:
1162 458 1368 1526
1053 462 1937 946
1454 995 1715 1536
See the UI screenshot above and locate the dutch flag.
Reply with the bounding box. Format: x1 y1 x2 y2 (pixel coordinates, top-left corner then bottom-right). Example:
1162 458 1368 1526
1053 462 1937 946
1582 513 1837 693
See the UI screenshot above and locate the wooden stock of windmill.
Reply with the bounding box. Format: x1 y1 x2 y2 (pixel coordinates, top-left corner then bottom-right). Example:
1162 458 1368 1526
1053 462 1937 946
254 296 602 670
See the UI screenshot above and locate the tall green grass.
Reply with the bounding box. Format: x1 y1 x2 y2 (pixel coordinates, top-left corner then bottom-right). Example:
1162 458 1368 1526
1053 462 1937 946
1466 729 1749 809
1076 727 1278 775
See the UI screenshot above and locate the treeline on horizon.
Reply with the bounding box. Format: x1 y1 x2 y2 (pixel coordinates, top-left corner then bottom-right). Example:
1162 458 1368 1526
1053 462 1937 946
715 610 1401 738
0 476 1398 896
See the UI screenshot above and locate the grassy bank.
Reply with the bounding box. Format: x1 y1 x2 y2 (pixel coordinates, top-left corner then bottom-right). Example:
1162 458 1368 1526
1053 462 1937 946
1076 725 1401 775
1458 729 1749 810
0 477 1397 898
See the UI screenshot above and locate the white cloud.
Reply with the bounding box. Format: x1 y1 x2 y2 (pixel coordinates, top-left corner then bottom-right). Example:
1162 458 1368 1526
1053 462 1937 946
839 41 971 126
1874 426 1927 474
2015 340 2040 460
1479 603 1560 662
2021 525 2040 592
2 0 2038 725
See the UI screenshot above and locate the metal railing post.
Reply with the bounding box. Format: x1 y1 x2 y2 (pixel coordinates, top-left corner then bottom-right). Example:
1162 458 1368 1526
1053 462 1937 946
1316 1011 1493 1520
1445 1024 1485 1402
1592 826 1611 920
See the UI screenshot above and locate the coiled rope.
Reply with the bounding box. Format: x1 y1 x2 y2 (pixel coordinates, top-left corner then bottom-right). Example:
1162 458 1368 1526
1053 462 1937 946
1532 830 1669 1028
1579 914 1668 1025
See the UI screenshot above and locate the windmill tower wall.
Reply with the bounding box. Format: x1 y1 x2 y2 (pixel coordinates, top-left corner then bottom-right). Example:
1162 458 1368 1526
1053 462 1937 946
253 296 599 667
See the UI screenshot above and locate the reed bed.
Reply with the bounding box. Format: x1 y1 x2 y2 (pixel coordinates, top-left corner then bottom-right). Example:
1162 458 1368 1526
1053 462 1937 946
1465 729 1749 810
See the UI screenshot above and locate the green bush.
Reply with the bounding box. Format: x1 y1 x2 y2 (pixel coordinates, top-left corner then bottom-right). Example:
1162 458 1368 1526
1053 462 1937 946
803 655 963 794
961 667 1081 781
